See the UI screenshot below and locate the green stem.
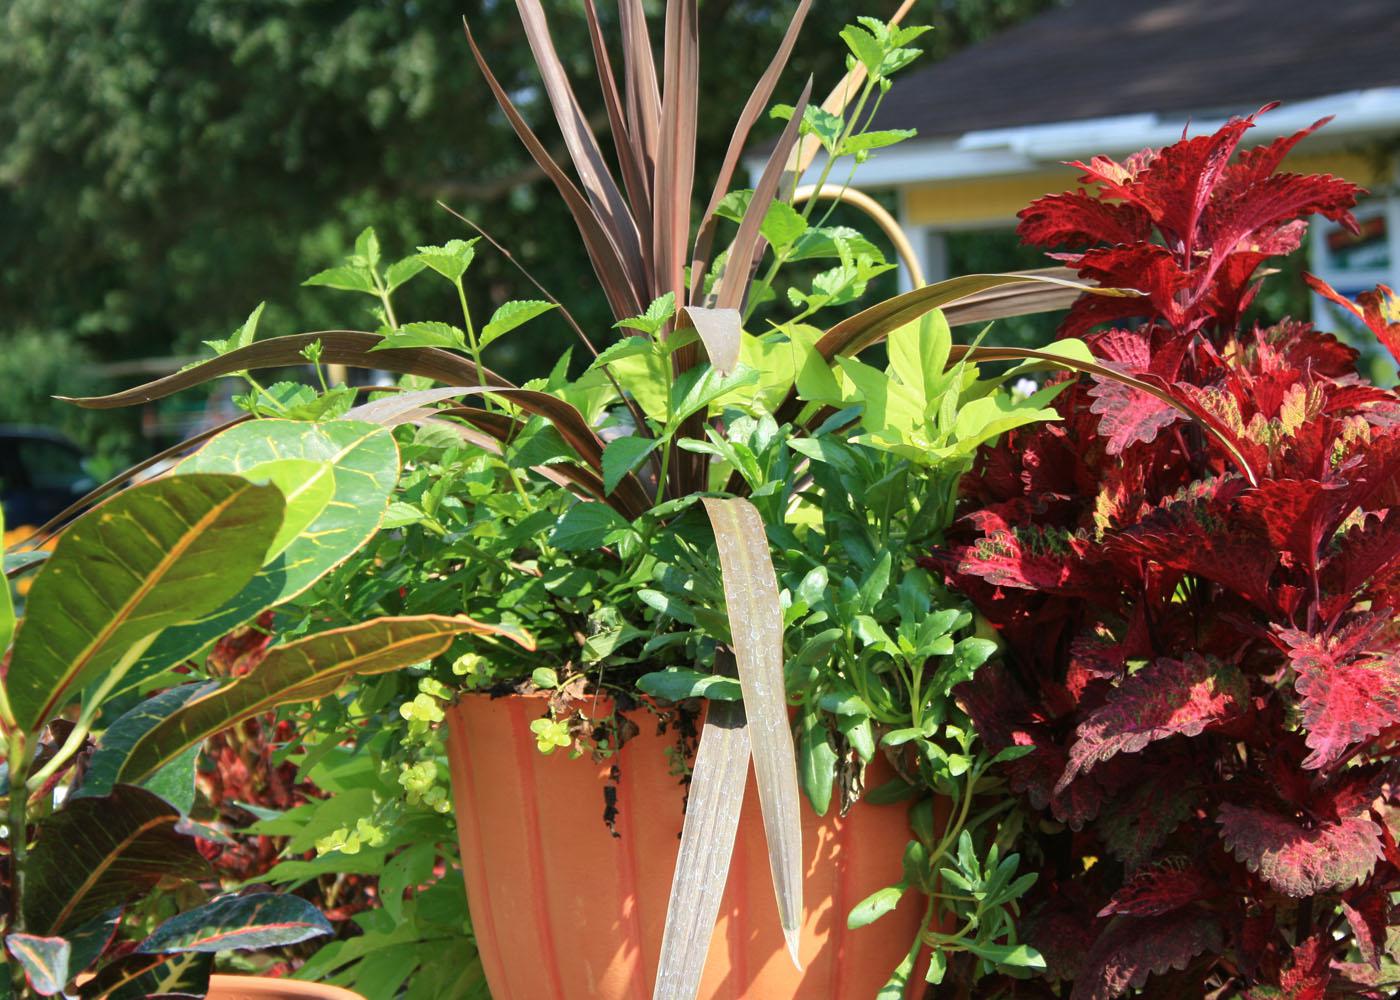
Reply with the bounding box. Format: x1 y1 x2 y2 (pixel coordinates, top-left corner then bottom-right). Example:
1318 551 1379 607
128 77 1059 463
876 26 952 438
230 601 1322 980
7 730 31 965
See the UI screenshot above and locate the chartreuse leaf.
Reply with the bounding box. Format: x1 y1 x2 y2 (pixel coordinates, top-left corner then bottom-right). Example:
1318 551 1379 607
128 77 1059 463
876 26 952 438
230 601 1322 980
5 474 284 733
123 419 399 696
22 785 209 935
137 893 333 954
416 238 478 282
202 301 265 357
887 309 952 405
479 300 557 348
116 615 528 786
5 933 68 995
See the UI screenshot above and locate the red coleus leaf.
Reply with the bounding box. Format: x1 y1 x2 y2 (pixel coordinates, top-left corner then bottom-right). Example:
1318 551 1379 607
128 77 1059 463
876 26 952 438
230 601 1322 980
1096 775 1197 871
1058 653 1248 792
1320 512 1400 621
1217 802 1382 896
1109 477 1277 608
1097 863 1213 918
1279 619 1400 770
1086 329 1191 454
1306 275 1400 368
946 521 1103 597
1017 190 1154 247
1260 933 1333 1000
1071 909 1223 1000
1341 891 1388 969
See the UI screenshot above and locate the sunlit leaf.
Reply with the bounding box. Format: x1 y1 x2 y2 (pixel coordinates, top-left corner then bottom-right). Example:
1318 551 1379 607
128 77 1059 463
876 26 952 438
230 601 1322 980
6 475 283 732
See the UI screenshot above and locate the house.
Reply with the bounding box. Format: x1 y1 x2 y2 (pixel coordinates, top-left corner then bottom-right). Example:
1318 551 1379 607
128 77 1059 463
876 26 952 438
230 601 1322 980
782 0 1400 326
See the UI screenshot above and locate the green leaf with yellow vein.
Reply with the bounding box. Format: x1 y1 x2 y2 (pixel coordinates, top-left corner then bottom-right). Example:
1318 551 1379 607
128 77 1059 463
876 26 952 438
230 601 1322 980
138 893 332 954
22 785 210 935
122 419 399 694
239 458 334 561
83 950 212 1000
6 474 284 732
116 615 531 785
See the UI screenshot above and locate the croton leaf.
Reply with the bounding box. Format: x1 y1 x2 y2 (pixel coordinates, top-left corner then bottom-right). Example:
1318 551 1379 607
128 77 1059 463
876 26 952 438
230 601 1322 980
1217 802 1382 897
1071 909 1222 1000
22 785 210 935
5 933 69 996
116 615 527 786
1281 622 1400 770
138 893 332 953
77 683 216 806
81 951 213 1000
5 474 284 733
122 419 400 695
1059 654 1248 791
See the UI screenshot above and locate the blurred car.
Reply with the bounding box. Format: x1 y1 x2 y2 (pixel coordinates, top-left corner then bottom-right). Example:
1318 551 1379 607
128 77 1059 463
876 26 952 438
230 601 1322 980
0 425 97 530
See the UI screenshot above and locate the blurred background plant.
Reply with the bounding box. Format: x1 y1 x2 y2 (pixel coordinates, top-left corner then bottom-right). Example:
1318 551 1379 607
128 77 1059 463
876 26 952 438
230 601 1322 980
0 0 1061 467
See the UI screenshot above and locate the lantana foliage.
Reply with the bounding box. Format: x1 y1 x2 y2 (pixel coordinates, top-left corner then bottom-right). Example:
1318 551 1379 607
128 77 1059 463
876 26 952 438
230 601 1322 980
930 106 1400 998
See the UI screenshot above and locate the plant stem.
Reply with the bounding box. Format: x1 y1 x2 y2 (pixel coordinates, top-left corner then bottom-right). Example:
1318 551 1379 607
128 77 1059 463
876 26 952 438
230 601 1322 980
7 730 31 987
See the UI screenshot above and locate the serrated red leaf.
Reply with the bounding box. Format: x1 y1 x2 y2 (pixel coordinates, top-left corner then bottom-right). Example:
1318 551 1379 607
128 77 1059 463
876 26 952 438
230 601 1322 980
1279 621 1400 769
1059 654 1248 791
1110 479 1277 607
1274 933 1333 1000
1341 892 1387 968
1320 512 1400 622
1017 190 1154 247
948 523 1103 596
1096 776 1196 871
1217 803 1382 896
1098 864 1212 918
1071 909 1222 1000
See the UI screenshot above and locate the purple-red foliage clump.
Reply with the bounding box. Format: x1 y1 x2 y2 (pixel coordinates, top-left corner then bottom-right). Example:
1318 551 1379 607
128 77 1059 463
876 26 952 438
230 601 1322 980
930 106 1400 998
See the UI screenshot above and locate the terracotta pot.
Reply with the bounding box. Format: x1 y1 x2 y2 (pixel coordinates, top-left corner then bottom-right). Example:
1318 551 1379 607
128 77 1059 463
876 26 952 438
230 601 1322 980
446 693 928 1000
205 975 365 999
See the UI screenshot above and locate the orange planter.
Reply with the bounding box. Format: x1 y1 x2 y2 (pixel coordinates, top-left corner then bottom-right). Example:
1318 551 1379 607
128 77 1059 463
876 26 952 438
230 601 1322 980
205 976 364 1000
446 693 928 1000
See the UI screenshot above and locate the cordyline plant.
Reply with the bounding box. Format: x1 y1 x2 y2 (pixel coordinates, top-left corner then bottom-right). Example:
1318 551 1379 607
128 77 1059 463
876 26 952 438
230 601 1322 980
931 107 1400 998
53 2 1205 996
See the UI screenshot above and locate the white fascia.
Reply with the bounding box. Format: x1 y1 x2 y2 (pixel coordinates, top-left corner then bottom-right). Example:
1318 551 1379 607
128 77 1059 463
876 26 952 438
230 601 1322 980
746 87 1400 189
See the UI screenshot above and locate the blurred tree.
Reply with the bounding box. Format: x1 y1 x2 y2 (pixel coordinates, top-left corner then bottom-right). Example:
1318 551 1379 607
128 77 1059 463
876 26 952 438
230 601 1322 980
0 0 1058 456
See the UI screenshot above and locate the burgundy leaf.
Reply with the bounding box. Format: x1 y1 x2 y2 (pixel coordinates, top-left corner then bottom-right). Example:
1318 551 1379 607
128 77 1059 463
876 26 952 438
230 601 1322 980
1071 909 1222 1000
1217 803 1382 896
1341 892 1387 969
1059 654 1248 791
1097 864 1212 918
1096 778 1197 871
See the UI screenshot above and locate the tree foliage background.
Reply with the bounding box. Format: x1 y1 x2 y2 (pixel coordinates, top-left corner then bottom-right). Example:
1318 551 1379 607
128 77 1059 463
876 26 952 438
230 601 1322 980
0 0 1059 461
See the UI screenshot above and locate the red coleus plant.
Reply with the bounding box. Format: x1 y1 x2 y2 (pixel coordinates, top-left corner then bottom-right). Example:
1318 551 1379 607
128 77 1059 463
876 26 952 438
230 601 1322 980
930 108 1400 998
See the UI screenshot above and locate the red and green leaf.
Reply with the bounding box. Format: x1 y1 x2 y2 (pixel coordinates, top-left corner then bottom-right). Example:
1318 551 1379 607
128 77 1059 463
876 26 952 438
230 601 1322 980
1217 803 1382 897
5 934 69 996
23 785 210 935
1059 654 1248 790
137 893 332 954
1071 909 1222 1000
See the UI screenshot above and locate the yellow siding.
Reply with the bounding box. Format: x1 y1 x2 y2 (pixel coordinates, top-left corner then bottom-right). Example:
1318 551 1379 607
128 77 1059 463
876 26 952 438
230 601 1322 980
902 149 1397 228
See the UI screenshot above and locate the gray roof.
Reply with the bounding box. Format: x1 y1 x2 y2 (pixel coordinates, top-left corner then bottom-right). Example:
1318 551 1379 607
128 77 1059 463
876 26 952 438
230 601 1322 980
872 0 1400 140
